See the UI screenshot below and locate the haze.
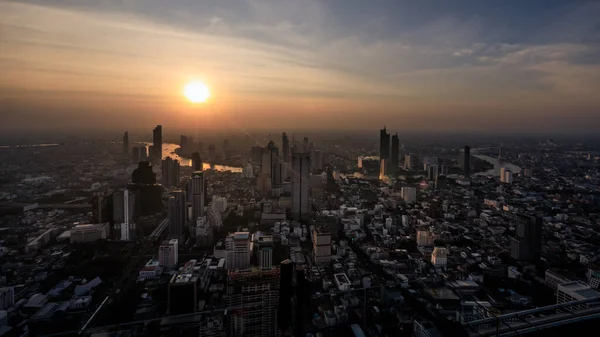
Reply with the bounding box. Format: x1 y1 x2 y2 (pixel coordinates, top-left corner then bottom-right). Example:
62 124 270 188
1 0 600 134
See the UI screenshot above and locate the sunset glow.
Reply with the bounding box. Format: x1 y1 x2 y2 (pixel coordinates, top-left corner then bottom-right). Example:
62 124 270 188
184 81 210 104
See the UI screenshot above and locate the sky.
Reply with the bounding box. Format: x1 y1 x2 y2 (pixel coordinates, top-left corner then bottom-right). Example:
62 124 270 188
1 0 600 134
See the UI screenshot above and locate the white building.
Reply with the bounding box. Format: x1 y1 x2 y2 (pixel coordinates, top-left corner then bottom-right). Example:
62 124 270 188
212 196 228 213
401 187 417 204
557 281 600 310
138 259 163 280
241 162 254 178
70 223 108 243
431 247 448 268
313 228 332 264
291 153 310 220
158 239 178 271
226 232 251 270
545 269 571 290
113 189 136 241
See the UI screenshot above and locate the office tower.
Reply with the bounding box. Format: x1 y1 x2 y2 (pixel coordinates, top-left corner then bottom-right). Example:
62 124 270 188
272 158 284 185
168 259 199 315
428 165 439 181
257 173 272 196
242 162 254 178
278 259 294 333
312 228 331 264
191 172 205 221
404 154 415 171
258 236 274 270
225 232 251 270
303 137 309 152
379 159 389 179
226 267 280 337
312 150 323 171
391 133 399 172
260 147 272 176
139 146 148 161
401 187 417 204
161 157 180 187
152 125 162 162
131 147 140 164
191 152 202 171
463 145 471 176
112 189 136 240
282 133 290 162
222 139 229 160
291 153 310 220
498 143 503 160
510 214 542 261
122 131 129 155
208 144 216 162
168 190 186 242
379 127 390 160
500 167 513 183
431 247 448 268
159 239 179 270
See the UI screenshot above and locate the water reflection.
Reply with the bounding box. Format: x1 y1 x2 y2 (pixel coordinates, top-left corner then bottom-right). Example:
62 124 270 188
472 149 521 176
157 143 242 173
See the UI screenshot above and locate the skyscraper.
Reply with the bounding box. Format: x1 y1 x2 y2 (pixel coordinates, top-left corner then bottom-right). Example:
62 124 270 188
311 150 323 171
225 232 251 270
498 143 503 160
191 152 203 171
139 146 148 161
379 127 390 160
292 153 310 220
282 133 290 162
168 190 186 243
510 214 542 261
112 189 135 240
278 259 294 333
391 133 399 172
161 157 180 187
303 137 309 152
123 131 129 155
208 144 216 162
152 125 162 162
131 147 140 164
191 171 205 221
464 145 471 177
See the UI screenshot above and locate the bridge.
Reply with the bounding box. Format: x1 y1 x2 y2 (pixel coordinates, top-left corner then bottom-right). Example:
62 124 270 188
463 297 600 336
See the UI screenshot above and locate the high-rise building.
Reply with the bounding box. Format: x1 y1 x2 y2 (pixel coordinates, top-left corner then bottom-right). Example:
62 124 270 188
379 127 390 160
152 125 162 162
139 146 148 161
379 159 389 179
168 259 199 315
168 190 186 243
510 214 542 261
404 154 415 171
191 152 203 171
291 153 310 220
242 162 254 178
257 173 272 197
282 133 290 162
159 239 178 270
391 133 399 172
261 147 272 177
191 172 205 221
431 247 448 268
312 150 323 171
463 146 471 177
500 167 513 183
208 144 216 162
131 147 140 164
303 137 309 152
272 158 284 185
225 232 251 270
278 259 294 333
258 236 274 270
312 228 331 264
123 131 129 155
112 189 136 240
161 157 181 187
401 186 417 204
428 165 439 181
226 268 280 337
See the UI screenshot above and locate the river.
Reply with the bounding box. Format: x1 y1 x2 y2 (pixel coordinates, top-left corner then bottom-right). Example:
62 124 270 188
149 143 242 173
471 148 521 176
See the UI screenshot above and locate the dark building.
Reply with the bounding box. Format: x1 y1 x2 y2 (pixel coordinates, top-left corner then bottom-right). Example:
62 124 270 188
131 147 140 164
251 146 262 164
391 133 399 172
131 162 156 184
208 144 216 162
129 162 162 216
123 131 129 155
511 215 542 261
190 171 205 221
152 125 162 162
295 269 309 335
303 137 309 152
161 157 181 187
282 132 290 162
277 259 294 334
139 146 148 161
380 127 390 160
168 190 186 242
168 260 199 315
463 145 471 176
191 152 203 171
498 144 503 160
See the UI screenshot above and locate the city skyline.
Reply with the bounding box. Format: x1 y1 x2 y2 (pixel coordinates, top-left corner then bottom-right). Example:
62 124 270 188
2 0 600 134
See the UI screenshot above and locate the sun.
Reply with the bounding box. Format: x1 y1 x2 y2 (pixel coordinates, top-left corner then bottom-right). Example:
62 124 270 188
184 81 210 103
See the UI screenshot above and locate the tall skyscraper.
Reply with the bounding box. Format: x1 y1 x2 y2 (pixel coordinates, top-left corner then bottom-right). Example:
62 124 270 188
191 152 203 171
112 189 135 240
379 127 390 160
139 146 148 161
291 153 310 220
168 190 186 242
464 145 471 177
191 172 205 221
161 157 180 187
122 131 129 155
303 137 309 152
498 143 503 160
222 139 229 160
208 144 216 162
180 135 189 155
278 259 294 333
311 150 323 171
282 133 290 162
131 147 140 164
152 125 162 162
391 133 399 172
510 215 542 261
225 232 251 270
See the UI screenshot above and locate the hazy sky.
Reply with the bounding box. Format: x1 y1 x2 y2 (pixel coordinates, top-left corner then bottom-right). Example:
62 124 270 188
1 0 600 133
